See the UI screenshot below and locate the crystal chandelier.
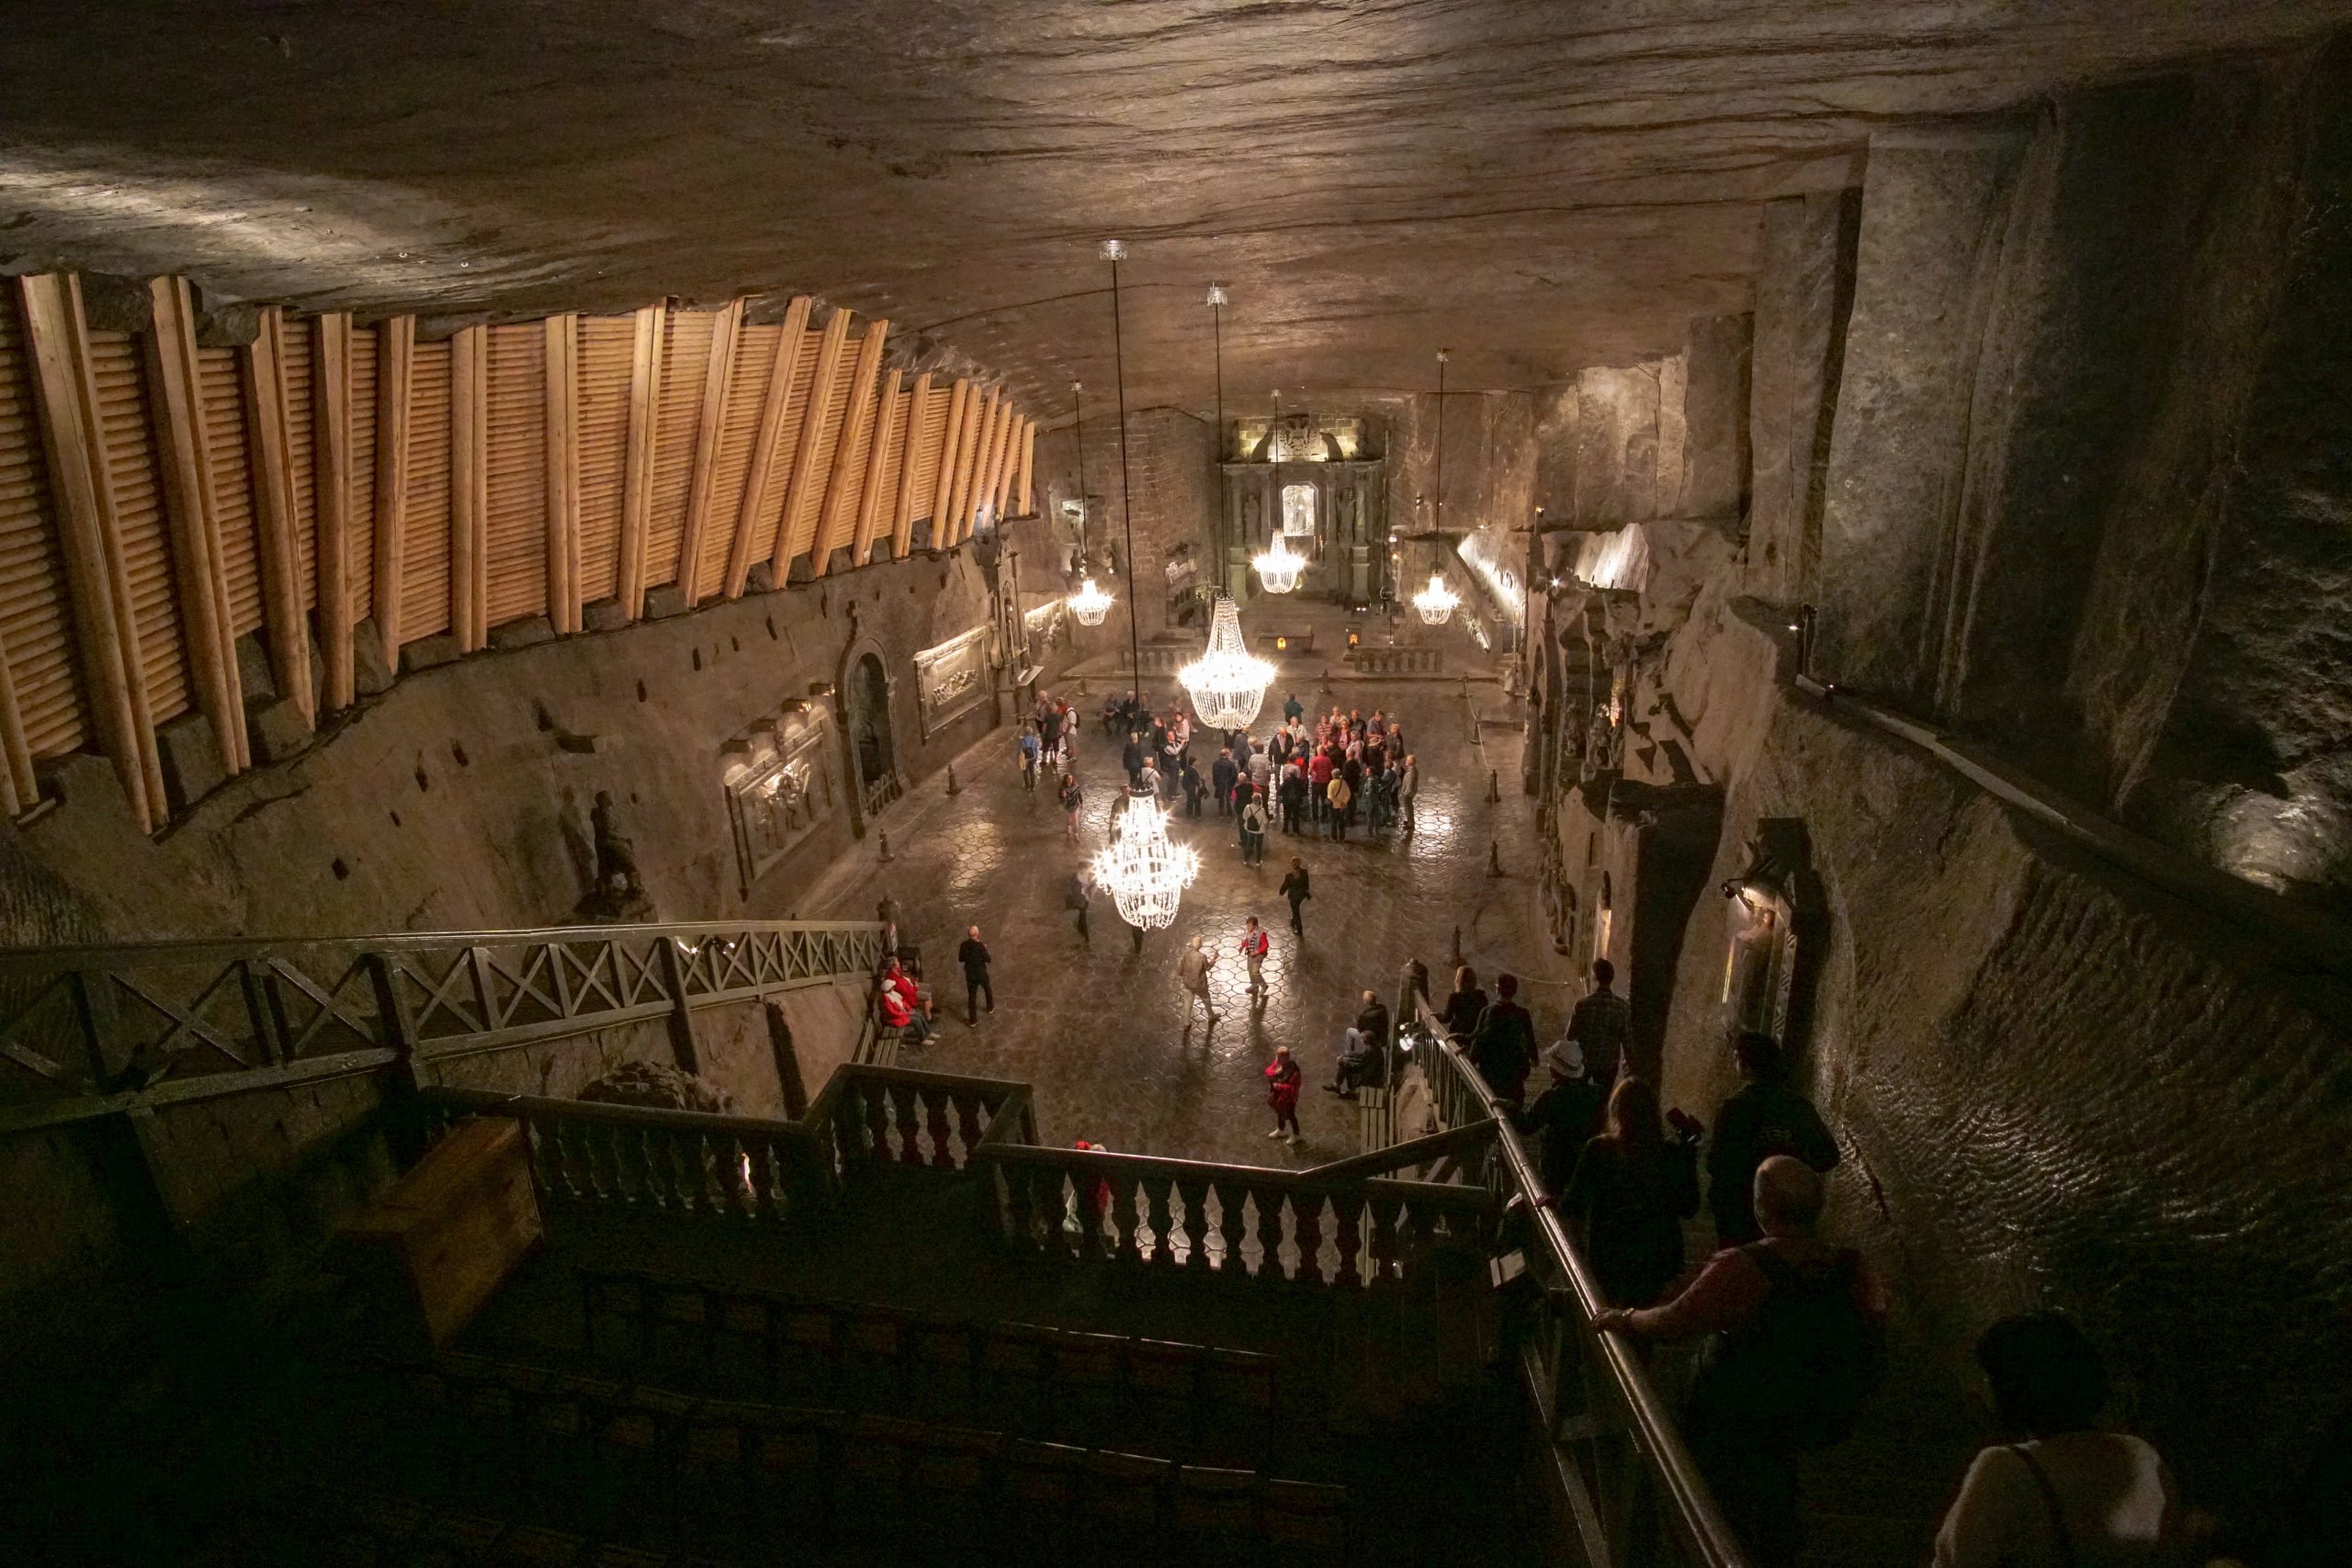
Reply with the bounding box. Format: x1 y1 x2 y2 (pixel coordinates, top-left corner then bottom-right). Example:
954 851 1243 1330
1179 593 1276 730
1414 571 1460 626
1068 575 1114 626
1091 792 1201 930
1251 535 1304 594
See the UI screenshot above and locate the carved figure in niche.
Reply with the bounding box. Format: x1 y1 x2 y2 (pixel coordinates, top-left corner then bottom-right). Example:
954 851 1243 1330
1243 492 1262 541
592 790 639 898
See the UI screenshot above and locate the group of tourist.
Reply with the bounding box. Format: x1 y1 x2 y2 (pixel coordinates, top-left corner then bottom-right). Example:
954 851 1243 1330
1425 955 2217 1568
1096 689 1419 849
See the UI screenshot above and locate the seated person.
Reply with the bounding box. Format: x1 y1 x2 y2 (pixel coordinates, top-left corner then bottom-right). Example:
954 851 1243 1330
1324 1027 1379 1099
878 962 932 1046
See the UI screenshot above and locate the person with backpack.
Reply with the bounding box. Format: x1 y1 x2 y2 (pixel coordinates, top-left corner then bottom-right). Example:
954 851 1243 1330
1933 1313 2184 1568
1708 1032 1841 1245
1238 794 1269 865
1593 1156 1886 1568
1560 1075 1701 1307
1017 728 1041 790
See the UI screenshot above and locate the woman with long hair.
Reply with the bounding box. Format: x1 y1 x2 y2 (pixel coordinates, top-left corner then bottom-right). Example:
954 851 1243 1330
1440 965 1488 1041
1564 1076 1701 1308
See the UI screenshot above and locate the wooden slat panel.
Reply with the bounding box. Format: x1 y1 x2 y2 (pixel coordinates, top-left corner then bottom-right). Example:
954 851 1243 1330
873 382 912 558
813 319 888 576
280 316 318 611
543 315 579 635
347 325 377 630
888 371 935 561
1017 418 1035 516
0 290 84 786
616 303 665 617
677 300 743 609
401 339 453 645
18 276 159 829
925 379 971 545
741 319 822 581
243 310 314 720
968 392 1010 537
700 319 776 602
642 308 713 592
373 318 414 650
313 313 355 711
574 315 634 607
450 325 489 649
851 368 902 566
142 276 245 773
483 323 548 630
198 347 264 640
780 313 855 569
937 382 981 548
90 331 190 730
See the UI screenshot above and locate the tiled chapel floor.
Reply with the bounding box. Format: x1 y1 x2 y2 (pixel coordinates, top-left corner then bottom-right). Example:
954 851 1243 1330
801 654 1573 1169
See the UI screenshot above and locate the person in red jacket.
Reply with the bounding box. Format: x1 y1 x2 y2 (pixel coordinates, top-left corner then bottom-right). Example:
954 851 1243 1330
1263 1044 1303 1145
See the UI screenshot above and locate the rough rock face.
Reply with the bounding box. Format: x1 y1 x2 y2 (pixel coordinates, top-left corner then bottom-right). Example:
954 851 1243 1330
5 4 2346 417
1655 587 2352 1521
1743 191 1856 606
578 1061 733 1115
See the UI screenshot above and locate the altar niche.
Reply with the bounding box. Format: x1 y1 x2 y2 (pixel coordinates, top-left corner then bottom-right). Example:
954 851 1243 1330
1221 410 1388 608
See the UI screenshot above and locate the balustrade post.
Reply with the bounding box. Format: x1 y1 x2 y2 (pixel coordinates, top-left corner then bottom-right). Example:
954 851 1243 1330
924 1087 956 1169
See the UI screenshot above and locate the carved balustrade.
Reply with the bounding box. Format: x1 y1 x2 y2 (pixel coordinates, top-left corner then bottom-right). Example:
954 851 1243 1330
417 1087 828 1223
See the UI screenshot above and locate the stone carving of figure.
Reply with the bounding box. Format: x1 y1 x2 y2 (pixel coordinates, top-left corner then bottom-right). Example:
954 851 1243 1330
592 790 639 897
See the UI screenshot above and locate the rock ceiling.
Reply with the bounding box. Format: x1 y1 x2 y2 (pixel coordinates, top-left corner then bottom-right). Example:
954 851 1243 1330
3 1 2346 417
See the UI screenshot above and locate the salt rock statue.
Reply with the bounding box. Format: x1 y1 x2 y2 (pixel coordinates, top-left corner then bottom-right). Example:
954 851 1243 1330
577 1060 731 1114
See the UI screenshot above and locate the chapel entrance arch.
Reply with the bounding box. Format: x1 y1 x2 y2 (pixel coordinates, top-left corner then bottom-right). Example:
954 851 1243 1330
837 635 899 838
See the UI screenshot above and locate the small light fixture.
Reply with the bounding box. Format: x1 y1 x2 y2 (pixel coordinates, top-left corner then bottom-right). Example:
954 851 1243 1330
1100 238 1127 262
1204 282 1228 308
1346 628 1361 649
1273 635 1289 651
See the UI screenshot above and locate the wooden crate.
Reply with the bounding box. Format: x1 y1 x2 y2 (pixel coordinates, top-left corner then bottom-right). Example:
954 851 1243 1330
341 1117 544 1348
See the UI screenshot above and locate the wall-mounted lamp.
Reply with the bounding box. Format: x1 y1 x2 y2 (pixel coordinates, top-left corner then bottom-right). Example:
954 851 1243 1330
808 680 835 699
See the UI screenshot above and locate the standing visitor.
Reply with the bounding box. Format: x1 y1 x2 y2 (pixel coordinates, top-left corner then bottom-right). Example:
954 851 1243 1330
1058 772 1084 841
1567 959 1634 1089
1247 743 1272 802
1239 917 1271 1002
1279 857 1312 938
1561 1076 1702 1308
1065 869 1093 945
1707 1032 1841 1247
1177 935 1220 1025
1593 1158 1886 1568
1326 771 1352 841
1283 692 1304 725
1279 759 1307 836
956 926 995 1026
1137 754 1161 800
1440 965 1488 1041
1398 754 1419 829
1264 1044 1303 1145
1181 755 1206 818
1307 747 1334 828
1018 728 1041 790
1123 731 1146 787
1466 973 1537 1103
1931 1314 2183 1568
1239 795 1269 865
1519 1039 1607 1198
1212 747 1238 817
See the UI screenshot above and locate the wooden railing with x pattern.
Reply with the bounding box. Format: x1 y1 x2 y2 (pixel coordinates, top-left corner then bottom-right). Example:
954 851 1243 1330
0 919 884 1135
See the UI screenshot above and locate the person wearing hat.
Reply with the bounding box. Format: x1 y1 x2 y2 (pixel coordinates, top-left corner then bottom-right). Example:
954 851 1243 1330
1517 1035 1607 1197
1264 1044 1304 1145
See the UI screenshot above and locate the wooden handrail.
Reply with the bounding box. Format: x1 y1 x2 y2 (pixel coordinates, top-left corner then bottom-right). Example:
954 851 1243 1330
0 918 884 974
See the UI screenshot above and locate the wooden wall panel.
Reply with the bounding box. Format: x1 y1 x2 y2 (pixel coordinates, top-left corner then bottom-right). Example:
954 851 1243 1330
89 332 190 730
742 324 823 578
698 319 775 603
891 373 935 558
312 314 355 711
401 339 454 646
850 368 901 566
483 323 548 630
0 289 85 784
643 308 714 592
346 326 378 630
198 348 265 640
873 383 911 553
542 315 580 635
676 300 743 609
813 319 888 576
1017 419 1035 516
781 317 855 568
574 315 634 607
280 317 319 611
